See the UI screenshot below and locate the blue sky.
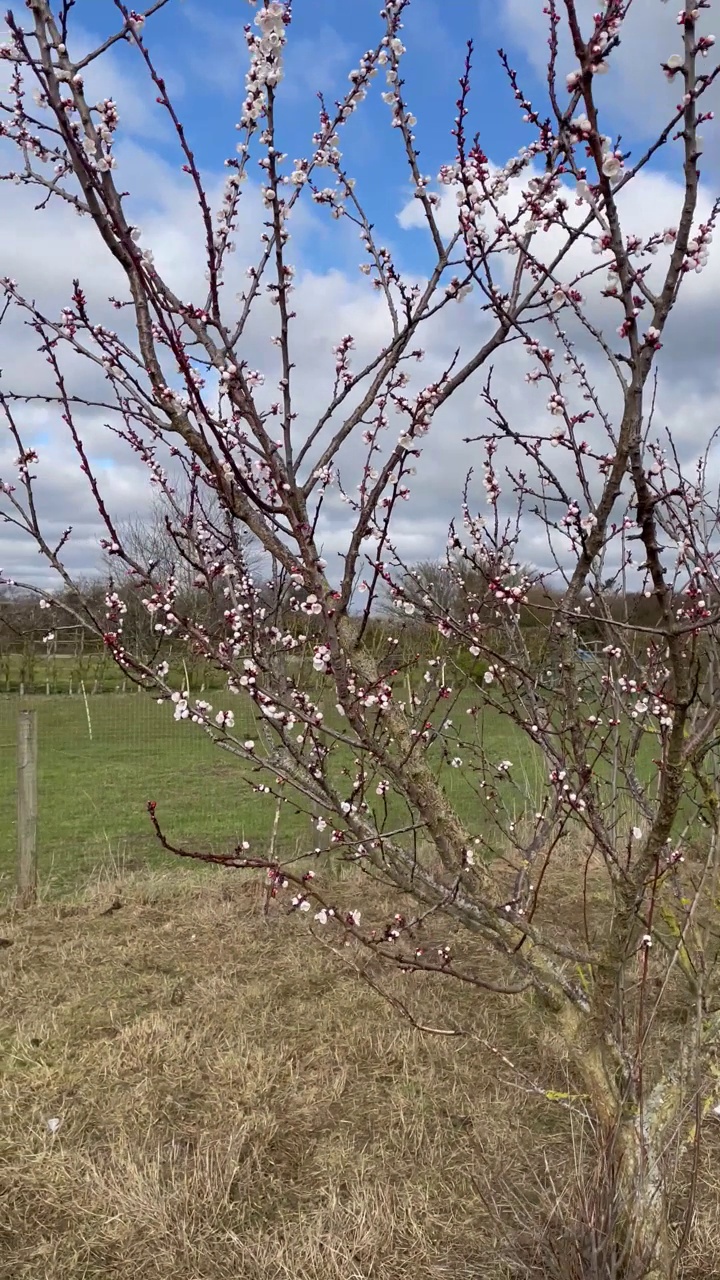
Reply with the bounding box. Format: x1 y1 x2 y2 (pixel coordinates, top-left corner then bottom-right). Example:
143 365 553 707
63 0 712 278
69 0 534 278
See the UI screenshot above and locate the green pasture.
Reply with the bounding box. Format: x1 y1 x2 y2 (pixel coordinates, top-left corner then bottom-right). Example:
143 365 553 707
0 650 687 901
0 687 535 897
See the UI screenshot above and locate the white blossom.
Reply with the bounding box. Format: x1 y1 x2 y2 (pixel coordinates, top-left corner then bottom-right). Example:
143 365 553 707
602 154 623 180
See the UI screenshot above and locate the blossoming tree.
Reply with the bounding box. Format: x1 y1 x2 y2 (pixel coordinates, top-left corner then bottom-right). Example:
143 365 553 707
1 1 720 1274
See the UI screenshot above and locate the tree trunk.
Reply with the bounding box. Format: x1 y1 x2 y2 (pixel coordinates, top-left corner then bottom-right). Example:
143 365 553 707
611 1113 673 1280
563 1024 675 1279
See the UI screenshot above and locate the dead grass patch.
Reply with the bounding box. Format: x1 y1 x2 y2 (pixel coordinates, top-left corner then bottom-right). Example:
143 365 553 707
0 867 718 1279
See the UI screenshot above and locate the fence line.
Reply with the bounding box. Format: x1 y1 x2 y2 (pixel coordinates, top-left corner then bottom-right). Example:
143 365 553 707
16 709 37 908
1 692 312 900
2 687 484 902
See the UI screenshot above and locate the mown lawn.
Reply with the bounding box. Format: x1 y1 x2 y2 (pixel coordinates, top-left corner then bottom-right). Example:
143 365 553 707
0 688 534 897
0 664 675 902
0 692 299 895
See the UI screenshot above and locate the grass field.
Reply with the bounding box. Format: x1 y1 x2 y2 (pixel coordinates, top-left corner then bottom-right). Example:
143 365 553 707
0 690 535 898
0 871 554 1280
1 868 719 1280
0 692 310 895
2 688 719 1278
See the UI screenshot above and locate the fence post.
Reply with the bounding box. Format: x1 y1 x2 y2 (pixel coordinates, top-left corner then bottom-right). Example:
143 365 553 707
17 709 38 907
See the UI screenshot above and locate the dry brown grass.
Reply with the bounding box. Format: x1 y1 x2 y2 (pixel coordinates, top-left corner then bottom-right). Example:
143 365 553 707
1 866 719 1280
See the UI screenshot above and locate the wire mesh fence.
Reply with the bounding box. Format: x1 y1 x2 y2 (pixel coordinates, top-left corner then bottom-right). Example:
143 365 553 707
0 674 535 902
0 687 318 899
0 627 223 698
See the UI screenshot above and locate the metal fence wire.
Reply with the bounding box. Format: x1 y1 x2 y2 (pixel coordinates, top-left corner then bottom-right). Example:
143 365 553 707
0 686 317 898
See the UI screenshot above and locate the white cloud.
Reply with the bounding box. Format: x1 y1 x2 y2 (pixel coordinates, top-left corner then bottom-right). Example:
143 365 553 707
1 9 718 594
398 160 720 387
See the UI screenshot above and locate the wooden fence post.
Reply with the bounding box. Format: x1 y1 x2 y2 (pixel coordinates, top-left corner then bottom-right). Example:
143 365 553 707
17 709 38 907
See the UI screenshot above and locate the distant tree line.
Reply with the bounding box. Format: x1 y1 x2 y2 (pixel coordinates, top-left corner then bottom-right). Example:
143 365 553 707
1 539 671 691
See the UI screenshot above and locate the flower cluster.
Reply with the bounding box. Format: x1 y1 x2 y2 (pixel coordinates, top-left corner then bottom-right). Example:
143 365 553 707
241 2 288 128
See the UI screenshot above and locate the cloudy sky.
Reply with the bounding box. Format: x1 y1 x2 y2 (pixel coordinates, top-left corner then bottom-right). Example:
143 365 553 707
0 0 718 590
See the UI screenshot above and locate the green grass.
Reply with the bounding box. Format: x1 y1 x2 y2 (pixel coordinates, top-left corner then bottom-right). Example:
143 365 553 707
0 666 679 902
0 688 532 898
0 693 272 893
